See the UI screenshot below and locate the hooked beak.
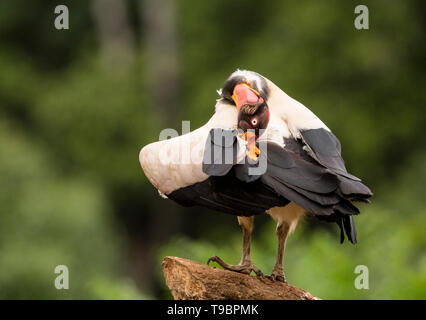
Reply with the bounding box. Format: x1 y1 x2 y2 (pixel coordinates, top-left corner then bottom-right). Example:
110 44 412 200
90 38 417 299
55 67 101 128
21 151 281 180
231 83 263 112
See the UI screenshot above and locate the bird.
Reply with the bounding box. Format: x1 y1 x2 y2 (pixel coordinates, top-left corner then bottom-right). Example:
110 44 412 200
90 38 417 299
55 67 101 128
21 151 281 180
139 69 372 282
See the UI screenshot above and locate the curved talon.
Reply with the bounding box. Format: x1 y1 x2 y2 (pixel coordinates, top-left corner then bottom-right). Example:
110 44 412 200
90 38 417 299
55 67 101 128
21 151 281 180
250 266 264 277
206 255 263 277
207 255 220 266
267 273 287 283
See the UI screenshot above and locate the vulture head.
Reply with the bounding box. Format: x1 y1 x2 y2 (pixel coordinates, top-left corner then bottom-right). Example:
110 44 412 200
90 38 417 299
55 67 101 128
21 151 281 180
220 70 270 135
220 70 271 159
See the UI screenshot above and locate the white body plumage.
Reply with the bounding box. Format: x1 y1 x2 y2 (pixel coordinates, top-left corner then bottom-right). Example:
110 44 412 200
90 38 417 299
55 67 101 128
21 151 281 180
139 102 240 195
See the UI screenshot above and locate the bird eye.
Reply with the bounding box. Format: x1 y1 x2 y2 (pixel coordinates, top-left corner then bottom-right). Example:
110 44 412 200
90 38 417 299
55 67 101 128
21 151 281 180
251 118 258 126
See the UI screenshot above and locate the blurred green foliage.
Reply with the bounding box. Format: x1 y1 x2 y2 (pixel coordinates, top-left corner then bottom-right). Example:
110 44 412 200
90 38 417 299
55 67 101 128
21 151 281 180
0 0 425 299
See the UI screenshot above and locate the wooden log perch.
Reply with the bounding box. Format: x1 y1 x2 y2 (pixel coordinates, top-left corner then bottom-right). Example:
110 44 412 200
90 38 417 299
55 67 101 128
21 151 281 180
162 256 320 300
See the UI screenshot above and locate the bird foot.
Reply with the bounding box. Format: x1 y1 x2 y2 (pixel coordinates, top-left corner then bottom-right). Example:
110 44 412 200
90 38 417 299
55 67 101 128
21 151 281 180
207 255 263 277
267 270 287 283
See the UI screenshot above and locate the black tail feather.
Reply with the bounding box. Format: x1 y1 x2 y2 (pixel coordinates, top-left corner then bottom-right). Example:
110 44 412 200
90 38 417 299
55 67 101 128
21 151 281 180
338 176 373 199
342 215 357 244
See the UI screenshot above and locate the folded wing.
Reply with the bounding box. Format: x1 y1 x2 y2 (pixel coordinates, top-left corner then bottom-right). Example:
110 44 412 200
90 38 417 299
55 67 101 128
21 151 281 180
199 128 372 244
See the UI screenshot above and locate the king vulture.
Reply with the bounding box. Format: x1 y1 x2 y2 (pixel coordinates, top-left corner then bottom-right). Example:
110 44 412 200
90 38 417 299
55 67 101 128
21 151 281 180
139 70 372 282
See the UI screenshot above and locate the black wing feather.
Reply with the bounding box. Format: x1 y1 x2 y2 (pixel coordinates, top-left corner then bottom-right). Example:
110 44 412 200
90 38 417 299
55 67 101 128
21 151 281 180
169 128 371 244
168 171 289 216
202 128 238 176
300 128 372 197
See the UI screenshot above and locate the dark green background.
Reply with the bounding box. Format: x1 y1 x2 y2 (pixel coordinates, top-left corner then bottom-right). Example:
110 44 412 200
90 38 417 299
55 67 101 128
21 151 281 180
0 0 425 299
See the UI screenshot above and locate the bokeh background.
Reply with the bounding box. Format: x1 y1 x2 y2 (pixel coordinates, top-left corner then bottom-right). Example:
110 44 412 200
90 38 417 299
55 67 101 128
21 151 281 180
0 0 425 299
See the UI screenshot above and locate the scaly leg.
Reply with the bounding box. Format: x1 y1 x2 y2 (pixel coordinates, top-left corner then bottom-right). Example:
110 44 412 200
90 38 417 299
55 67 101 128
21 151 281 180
207 216 263 276
268 221 290 282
